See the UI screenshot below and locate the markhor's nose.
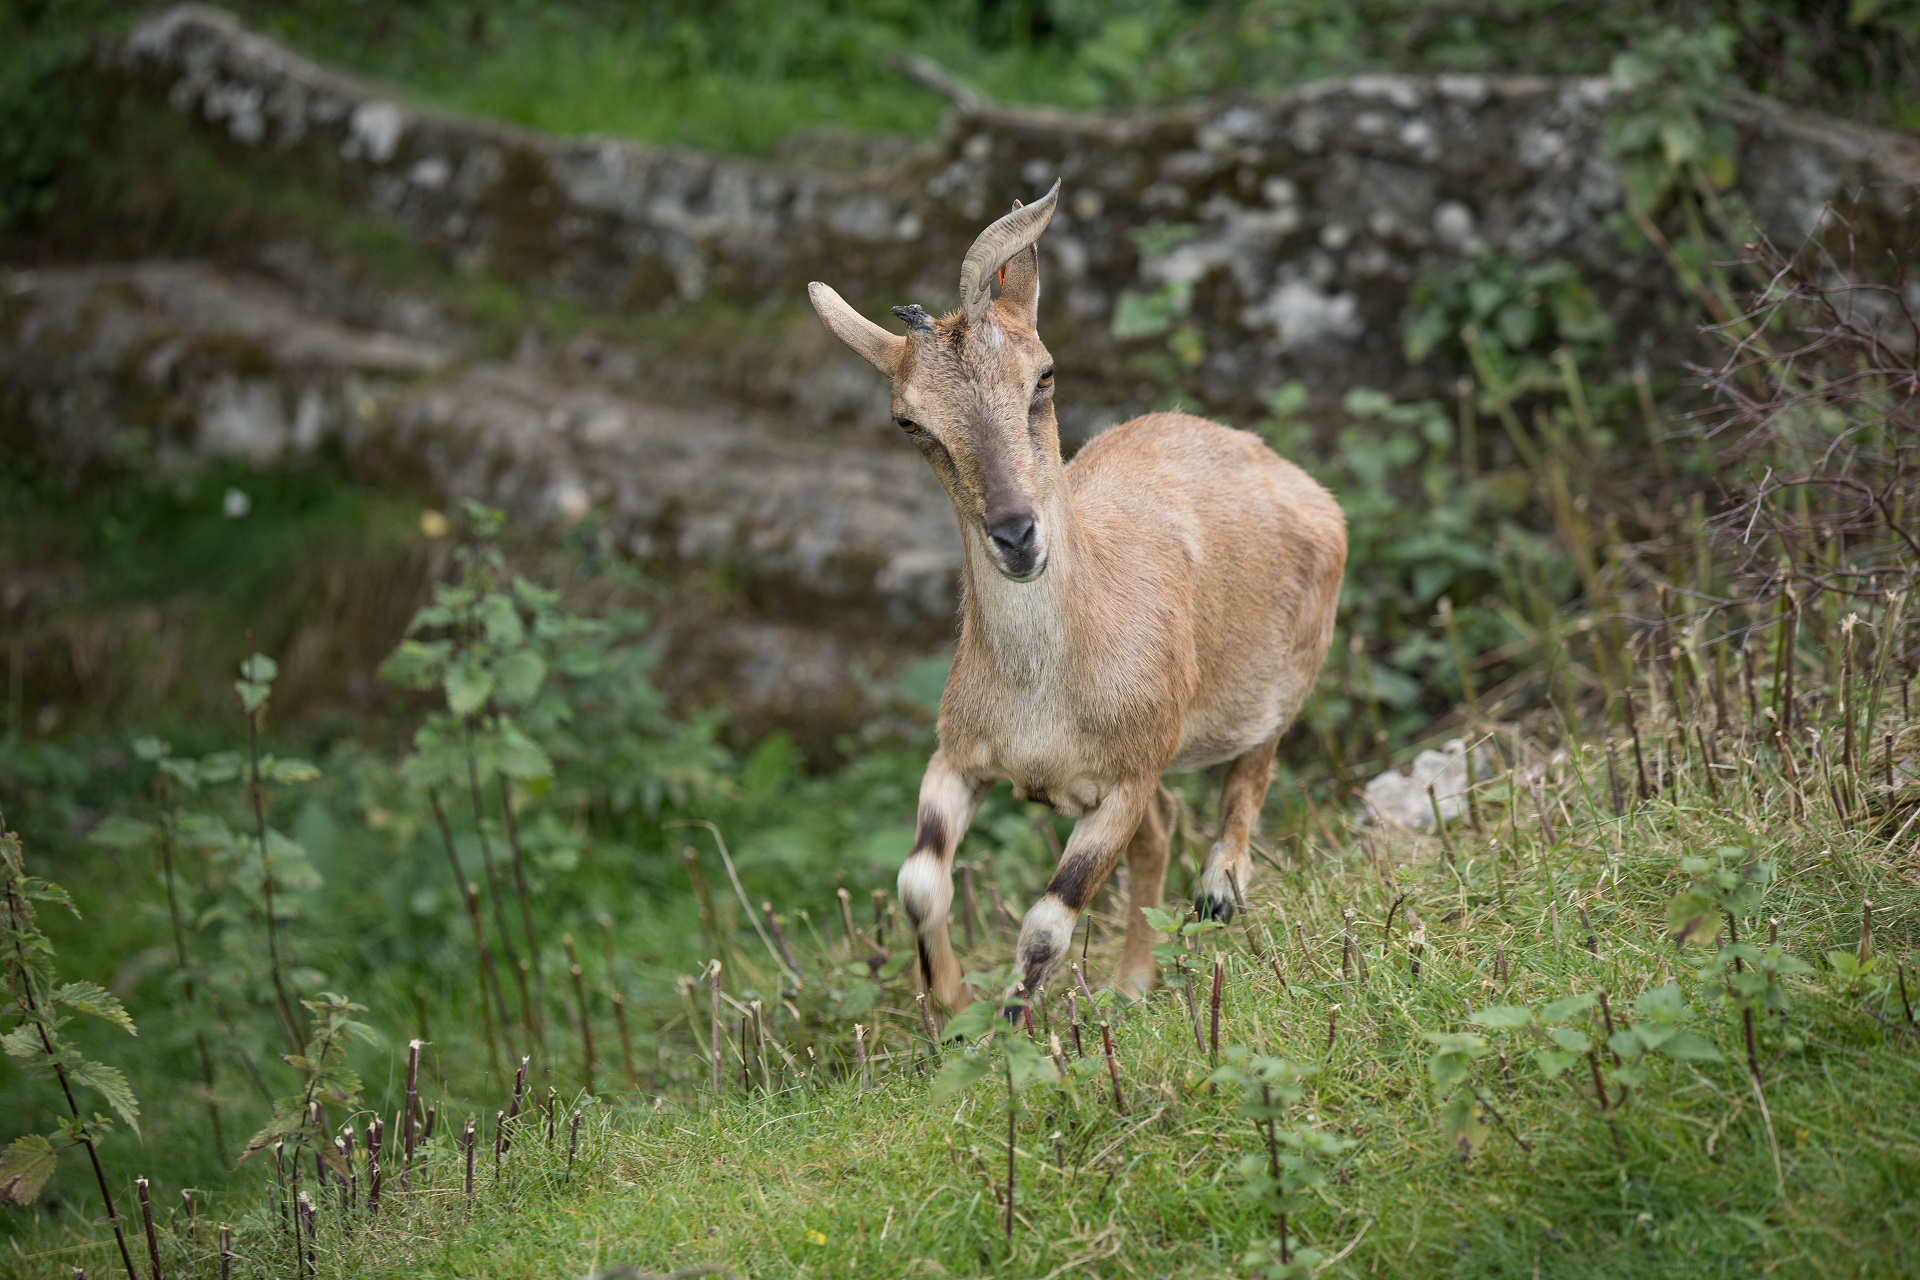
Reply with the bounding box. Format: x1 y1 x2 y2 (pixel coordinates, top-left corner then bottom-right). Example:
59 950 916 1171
988 513 1037 559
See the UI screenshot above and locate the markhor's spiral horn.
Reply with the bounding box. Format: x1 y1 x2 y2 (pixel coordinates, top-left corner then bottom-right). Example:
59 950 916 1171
957 178 1061 322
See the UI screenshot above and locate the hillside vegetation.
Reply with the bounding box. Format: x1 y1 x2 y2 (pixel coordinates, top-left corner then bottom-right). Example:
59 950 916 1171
2 4 1918 1278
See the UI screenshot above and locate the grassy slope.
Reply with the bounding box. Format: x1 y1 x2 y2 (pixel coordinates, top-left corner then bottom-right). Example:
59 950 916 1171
18 725 1914 1279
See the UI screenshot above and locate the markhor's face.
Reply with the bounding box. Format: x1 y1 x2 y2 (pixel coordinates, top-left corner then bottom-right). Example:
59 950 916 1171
887 311 1059 582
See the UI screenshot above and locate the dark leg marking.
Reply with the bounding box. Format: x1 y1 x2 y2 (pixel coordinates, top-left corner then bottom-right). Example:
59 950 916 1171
1018 941 1058 1006
917 937 935 990
1045 849 1106 912
1004 940 1057 1020
912 807 948 856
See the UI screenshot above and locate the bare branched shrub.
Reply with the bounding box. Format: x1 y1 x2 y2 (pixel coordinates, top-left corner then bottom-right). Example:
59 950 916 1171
1694 191 1920 641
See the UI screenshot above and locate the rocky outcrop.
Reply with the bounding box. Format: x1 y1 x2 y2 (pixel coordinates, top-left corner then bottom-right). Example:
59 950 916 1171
0 259 958 745
7 8 1918 743
113 5 1920 434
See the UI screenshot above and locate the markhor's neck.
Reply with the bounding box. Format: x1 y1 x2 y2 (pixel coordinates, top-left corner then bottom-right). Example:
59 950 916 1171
958 494 1077 687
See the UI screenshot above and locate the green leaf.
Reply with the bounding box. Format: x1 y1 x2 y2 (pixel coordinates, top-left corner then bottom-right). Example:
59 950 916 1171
378 640 451 689
931 1052 989 1103
234 680 271 714
1768 952 1814 978
488 718 553 780
52 982 136 1035
1139 906 1183 934
1655 1031 1722 1063
68 1060 139 1135
2 1025 45 1061
1006 1035 1060 1090
1634 983 1689 1022
492 650 548 708
239 653 278 684
1425 1032 1487 1091
942 1001 997 1043
262 757 321 786
1111 281 1193 340
1532 1047 1579 1079
1469 1005 1533 1030
0 1135 58 1205
480 593 526 648
1547 1027 1591 1054
86 815 158 853
1439 1091 1489 1155
444 662 495 717
1539 992 1596 1023
1667 890 1719 945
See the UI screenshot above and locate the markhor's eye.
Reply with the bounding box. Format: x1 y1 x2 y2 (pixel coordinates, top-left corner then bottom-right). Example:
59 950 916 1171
1034 368 1055 395
895 417 917 432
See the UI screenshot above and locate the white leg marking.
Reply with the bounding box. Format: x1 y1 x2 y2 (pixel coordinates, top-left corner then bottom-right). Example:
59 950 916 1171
897 852 953 930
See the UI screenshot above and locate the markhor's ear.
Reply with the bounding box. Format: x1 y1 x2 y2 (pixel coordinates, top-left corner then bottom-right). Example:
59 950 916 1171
995 229 1041 330
808 282 906 378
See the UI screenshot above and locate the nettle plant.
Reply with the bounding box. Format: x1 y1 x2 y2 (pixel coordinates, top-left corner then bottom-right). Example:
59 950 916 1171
1668 845 1810 1074
931 973 1101 1251
1140 905 1227 992
1403 253 1614 398
381 503 721 821
242 993 371 1168
1430 984 1722 1155
1 820 143 1277
379 503 564 795
1110 221 1206 376
1210 1050 1352 1278
91 655 324 1056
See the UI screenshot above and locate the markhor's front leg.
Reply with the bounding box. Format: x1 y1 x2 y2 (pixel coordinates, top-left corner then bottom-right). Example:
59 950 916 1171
896 751 988 1011
1015 778 1154 996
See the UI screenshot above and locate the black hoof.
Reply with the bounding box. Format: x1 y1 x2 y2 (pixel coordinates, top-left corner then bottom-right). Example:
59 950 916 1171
1193 891 1236 923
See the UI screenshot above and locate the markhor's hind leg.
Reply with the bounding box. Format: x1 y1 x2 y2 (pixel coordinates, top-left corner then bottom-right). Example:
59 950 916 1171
1193 732 1280 921
1116 783 1176 997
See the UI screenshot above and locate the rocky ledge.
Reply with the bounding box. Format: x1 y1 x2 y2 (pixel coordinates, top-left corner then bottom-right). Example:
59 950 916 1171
4 7 1917 744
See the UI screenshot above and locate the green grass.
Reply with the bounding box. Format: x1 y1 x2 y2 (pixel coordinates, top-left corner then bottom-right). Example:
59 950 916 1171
9 713 1916 1279
233 1 1920 152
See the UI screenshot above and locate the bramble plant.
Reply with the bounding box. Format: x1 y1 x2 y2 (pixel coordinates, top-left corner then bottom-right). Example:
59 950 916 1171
0 816 143 1278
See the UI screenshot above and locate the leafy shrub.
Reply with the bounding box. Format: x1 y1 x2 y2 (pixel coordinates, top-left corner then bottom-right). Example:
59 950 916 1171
1260 383 1571 738
1404 256 1614 398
